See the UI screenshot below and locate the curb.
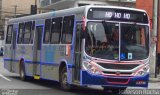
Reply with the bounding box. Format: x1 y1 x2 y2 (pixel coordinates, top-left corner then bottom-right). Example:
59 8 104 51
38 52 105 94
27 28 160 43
149 78 160 82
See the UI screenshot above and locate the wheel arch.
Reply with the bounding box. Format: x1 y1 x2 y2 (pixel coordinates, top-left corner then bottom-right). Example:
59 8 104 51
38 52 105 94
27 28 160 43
59 61 68 81
19 58 25 67
19 57 27 81
19 57 26 74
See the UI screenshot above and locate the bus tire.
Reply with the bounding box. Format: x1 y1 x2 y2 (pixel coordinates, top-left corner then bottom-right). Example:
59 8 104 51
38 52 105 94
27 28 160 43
19 61 26 81
60 67 71 91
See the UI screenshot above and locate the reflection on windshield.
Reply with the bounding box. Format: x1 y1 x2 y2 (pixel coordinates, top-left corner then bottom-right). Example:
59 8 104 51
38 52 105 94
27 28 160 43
85 22 149 60
120 24 149 60
85 22 120 60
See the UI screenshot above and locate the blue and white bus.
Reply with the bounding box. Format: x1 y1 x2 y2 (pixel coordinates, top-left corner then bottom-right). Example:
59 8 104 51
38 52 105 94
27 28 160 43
4 5 150 93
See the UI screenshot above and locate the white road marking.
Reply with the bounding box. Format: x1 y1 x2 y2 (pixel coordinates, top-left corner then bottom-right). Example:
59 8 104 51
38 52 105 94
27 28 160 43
0 74 11 81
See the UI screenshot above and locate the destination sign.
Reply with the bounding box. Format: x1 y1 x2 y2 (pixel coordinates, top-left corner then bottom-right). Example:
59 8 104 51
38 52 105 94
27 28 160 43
87 8 148 23
104 11 130 19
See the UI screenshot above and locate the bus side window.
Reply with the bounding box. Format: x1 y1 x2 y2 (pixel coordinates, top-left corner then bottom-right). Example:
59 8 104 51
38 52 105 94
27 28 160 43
6 25 13 44
23 21 32 44
30 21 35 44
17 23 24 44
50 17 62 44
61 15 74 44
44 19 51 44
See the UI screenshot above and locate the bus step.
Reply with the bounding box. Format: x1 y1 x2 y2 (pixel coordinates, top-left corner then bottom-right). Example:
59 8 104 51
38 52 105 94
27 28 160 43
34 75 40 80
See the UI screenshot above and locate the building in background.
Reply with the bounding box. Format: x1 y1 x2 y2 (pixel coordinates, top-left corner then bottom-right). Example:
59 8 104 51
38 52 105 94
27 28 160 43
0 0 40 44
0 0 39 38
136 0 160 78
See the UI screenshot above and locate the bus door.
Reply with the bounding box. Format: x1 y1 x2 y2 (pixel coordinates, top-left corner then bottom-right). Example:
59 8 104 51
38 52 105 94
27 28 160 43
33 22 44 78
73 23 82 81
10 24 18 72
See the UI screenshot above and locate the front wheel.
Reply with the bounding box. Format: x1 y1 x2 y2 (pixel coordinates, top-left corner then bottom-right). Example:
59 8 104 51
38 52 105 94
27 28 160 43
60 67 71 90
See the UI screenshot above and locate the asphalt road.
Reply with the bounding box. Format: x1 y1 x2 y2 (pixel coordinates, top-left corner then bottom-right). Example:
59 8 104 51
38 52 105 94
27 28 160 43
0 57 160 95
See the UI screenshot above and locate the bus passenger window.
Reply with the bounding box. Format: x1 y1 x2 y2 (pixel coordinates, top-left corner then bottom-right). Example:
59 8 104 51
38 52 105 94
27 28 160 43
23 22 32 44
50 17 62 44
17 23 24 44
44 19 51 44
6 25 13 44
61 15 74 44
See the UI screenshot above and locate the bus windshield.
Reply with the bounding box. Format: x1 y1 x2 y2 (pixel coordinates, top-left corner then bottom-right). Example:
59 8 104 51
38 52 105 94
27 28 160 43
85 22 149 60
120 24 149 61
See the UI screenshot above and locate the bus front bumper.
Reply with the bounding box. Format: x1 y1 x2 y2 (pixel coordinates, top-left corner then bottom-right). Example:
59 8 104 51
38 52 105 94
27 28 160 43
80 70 149 88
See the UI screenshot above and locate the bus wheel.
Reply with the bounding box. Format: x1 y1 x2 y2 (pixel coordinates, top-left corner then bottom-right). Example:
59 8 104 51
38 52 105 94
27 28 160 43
60 67 71 90
19 61 26 81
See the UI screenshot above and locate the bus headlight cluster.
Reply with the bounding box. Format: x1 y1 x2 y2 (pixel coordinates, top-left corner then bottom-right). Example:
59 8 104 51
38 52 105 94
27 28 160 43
136 65 150 76
83 62 101 75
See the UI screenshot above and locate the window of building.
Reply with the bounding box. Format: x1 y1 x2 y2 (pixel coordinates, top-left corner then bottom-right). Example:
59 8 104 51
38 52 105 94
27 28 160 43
50 17 62 44
17 23 24 44
6 25 13 44
61 15 74 44
0 30 4 40
51 0 59 3
43 19 51 44
23 22 32 44
78 3 89 6
40 0 51 7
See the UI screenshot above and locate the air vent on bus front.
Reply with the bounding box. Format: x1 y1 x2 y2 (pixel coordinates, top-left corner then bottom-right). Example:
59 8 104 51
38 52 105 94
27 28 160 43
97 63 139 70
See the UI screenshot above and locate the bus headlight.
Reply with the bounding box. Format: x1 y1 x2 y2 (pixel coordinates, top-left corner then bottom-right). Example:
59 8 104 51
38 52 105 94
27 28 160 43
83 62 101 75
136 65 149 76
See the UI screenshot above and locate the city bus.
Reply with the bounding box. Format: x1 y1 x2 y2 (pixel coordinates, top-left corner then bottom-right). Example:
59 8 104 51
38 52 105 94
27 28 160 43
4 5 150 93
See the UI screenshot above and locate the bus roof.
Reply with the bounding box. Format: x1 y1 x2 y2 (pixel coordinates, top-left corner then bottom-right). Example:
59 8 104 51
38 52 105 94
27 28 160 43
8 5 147 24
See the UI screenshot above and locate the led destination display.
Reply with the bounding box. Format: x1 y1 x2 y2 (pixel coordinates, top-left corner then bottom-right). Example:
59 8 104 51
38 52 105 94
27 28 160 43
87 8 148 23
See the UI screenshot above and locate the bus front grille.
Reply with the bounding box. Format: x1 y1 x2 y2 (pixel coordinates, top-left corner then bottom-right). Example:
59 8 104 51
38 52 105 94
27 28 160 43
97 63 139 70
103 71 132 75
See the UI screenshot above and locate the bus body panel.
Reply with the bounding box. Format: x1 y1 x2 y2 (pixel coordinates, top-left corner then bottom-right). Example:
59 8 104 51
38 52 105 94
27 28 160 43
25 63 34 76
40 44 72 81
24 45 34 76
15 45 34 73
4 45 11 71
4 45 12 71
